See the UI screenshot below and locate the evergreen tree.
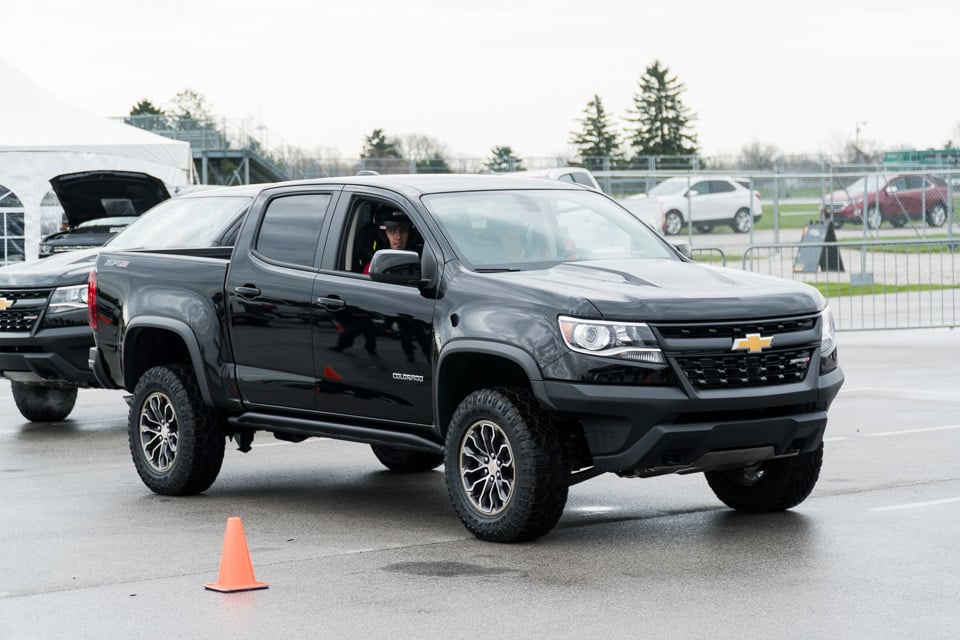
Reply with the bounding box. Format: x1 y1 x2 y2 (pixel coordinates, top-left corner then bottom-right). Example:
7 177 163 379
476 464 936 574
569 94 621 171
625 61 699 161
129 99 164 116
485 146 523 172
128 99 167 130
361 128 402 158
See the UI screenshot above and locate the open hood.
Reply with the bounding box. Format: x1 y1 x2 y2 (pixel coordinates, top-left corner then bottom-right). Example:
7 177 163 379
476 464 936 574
49 170 170 228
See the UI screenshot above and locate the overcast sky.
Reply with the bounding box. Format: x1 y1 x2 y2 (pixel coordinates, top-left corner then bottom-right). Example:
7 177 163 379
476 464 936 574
5 0 958 160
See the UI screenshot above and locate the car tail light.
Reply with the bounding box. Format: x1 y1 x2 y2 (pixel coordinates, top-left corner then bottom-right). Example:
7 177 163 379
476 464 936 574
87 270 98 330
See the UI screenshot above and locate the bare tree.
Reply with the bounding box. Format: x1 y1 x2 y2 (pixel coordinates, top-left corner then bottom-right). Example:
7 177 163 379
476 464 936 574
739 141 780 170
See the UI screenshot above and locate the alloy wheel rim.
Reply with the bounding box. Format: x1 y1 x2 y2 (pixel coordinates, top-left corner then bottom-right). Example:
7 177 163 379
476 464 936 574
459 419 515 515
139 392 179 472
929 204 946 226
666 214 682 235
735 210 751 232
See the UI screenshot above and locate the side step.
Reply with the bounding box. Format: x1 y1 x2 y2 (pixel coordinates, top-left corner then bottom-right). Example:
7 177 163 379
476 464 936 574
227 412 444 454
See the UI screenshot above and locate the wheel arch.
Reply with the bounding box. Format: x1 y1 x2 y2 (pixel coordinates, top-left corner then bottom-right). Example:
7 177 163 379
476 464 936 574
435 340 545 438
123 316 213 406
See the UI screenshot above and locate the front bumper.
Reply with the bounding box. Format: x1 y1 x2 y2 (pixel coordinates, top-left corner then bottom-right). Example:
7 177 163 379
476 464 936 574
535 366 844 476
0 326 97 386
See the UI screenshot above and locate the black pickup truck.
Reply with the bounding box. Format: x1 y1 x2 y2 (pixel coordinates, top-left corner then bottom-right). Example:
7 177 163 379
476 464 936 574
89 174 844 542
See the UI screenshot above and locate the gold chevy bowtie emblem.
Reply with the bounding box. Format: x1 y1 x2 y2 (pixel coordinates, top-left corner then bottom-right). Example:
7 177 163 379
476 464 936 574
732 333 773 353
0 297 12 311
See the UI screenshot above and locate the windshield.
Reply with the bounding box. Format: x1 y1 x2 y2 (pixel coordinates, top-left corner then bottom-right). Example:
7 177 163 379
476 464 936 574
422 189 675 270
647 179 689 197
107 196 251 250
838 175 892 195
76 216 138 229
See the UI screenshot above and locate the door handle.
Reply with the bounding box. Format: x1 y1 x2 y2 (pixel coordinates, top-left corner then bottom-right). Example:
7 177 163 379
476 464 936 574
317 297 346 310
234 285 261 298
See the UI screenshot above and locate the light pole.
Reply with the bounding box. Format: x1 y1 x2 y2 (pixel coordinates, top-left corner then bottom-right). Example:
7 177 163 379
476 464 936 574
855 121 867 158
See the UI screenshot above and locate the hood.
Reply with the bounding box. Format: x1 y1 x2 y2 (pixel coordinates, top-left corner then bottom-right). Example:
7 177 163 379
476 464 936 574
49 171 170 228
493 260 824 322
0 248 99 287
823 188 868 204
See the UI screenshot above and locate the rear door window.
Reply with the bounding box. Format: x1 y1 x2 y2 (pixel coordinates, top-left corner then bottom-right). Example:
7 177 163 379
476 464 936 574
255 194 332 268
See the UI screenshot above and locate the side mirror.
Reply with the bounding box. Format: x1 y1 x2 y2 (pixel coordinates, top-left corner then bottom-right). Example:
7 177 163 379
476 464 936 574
368 250 423 285
686 189 699 197
672 241 692 259
886 185 898 193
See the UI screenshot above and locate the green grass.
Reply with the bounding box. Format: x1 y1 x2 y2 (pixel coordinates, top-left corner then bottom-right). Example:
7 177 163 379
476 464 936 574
837 236 960 253
807 282 959 297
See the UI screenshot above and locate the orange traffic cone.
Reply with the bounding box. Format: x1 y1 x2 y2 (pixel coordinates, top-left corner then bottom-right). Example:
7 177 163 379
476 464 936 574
203 516 269 592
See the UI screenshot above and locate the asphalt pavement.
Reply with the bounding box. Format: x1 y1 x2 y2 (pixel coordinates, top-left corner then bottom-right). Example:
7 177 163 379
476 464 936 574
1 328 958 639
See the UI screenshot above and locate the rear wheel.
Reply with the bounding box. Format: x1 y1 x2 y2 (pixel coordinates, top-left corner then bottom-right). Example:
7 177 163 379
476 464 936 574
128 366 225 495
371 445 444 472
11 382 77 422
664 210 683 235
705 443 823 512
444 388 568 542
731 208 753 233
926 202 947 227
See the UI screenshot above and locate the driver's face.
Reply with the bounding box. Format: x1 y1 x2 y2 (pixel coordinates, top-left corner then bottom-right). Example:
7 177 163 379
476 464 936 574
385 226 410 250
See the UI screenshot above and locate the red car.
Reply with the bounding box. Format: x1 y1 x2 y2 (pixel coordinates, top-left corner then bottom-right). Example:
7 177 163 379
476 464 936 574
821 173 950 229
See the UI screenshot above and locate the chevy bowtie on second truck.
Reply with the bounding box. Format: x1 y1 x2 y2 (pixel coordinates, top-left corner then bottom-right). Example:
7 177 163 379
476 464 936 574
88 174 843 542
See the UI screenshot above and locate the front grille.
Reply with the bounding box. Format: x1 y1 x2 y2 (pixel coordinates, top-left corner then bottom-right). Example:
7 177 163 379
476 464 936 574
656 317 816 340
674 348 814 390
822 203 849 213
0 289 53 332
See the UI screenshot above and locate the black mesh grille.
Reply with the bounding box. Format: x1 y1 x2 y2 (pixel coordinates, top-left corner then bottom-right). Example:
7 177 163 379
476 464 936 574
0 289 52 332
656 317 817 340
674 348 814 390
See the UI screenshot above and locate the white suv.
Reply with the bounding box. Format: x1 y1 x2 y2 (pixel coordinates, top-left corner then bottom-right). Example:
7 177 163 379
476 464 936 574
624 176 762 235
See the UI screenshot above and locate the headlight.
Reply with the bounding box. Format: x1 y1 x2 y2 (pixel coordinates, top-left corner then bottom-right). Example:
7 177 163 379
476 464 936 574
47 284 89 314
820 307 836 355
558 316 665 363
819 306 839 374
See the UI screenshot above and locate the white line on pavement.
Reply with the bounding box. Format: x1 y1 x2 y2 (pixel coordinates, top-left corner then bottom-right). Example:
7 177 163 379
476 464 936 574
869 497 960 512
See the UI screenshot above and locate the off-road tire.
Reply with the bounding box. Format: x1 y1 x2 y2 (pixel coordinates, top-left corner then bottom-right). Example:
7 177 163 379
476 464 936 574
11 382 78 422
371 444 444 472
128 365 225 496
444 388 568 543
705 443 823 512
664 210 684 236
731 208 753 233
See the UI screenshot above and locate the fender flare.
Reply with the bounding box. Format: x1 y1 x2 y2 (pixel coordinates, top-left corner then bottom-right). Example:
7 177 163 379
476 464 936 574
434 339 551 426
123 316 214 406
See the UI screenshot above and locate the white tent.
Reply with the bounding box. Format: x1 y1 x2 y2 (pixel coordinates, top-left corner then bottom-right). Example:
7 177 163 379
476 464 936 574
0 57 192 262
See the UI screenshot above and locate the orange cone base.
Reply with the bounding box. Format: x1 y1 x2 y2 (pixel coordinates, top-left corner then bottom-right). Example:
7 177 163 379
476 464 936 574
203 581 269 593
204 516 269 592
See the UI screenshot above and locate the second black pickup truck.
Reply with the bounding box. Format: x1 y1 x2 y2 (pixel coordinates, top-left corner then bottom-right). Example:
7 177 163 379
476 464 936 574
89 174 843 542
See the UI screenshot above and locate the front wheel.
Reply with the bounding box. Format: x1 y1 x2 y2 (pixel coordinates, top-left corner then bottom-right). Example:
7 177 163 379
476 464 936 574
865 206 882 230
663 210 684 235
128 366 225 496
705 443 823 512
11 382 78 422
444 388 568 542
371 445 444 472
926 202 947 227
731 208 753 233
